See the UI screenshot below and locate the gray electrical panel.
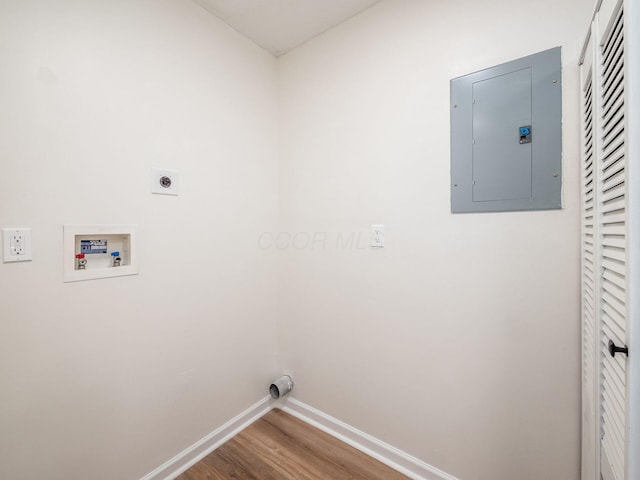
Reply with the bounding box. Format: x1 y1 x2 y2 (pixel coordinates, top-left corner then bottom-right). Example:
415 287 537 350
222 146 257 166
450 47 562 213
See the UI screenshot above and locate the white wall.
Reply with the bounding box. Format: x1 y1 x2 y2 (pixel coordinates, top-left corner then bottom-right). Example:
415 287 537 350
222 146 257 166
0 0 594 478
277 1 591 479
0 1 279 479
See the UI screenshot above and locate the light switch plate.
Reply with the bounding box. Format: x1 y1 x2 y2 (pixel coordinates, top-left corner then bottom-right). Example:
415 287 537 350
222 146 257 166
371 224 384 248
3 228 32 262
151 168 179 196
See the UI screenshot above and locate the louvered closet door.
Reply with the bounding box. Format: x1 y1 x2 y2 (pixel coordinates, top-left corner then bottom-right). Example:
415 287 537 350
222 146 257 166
581 0 632 479
580 30 598 480
598 2 628 479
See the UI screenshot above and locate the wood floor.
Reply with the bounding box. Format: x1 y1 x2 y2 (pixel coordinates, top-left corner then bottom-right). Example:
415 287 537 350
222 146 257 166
176 409 409 480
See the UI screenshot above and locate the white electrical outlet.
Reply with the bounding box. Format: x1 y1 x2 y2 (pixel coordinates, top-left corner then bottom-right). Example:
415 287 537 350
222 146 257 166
371 224 384 248
151 168 179 196
3 228 32 262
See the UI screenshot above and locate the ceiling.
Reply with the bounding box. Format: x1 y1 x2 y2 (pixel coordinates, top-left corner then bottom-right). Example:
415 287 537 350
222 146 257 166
192 0 383 57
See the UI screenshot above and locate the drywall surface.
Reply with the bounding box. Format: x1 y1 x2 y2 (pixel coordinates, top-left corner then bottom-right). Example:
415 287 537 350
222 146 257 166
277 0 590 479
0 1 278 479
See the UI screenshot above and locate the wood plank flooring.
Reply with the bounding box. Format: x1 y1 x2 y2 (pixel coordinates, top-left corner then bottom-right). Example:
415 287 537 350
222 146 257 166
176 409 409 480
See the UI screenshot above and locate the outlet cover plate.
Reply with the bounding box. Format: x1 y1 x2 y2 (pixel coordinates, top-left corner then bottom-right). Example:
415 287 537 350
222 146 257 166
3 228 32 262
371 224 384 248
151 168 179 196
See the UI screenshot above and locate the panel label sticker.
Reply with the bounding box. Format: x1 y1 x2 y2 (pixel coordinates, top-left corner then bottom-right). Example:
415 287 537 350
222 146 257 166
80 239 108 254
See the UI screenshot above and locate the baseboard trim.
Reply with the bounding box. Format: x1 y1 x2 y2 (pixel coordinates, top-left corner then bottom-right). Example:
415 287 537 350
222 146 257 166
139 396 274 480
279 397 460 480
140 395 459 480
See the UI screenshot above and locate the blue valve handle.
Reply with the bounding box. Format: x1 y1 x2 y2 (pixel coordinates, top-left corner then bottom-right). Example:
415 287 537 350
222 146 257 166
111 251 120 257
520 127 531 136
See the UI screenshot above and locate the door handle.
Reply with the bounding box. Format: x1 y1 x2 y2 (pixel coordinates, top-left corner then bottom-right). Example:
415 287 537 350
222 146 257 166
608 339 629 358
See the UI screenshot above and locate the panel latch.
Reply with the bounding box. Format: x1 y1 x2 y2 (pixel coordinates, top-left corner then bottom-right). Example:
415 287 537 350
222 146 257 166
519 125 532 144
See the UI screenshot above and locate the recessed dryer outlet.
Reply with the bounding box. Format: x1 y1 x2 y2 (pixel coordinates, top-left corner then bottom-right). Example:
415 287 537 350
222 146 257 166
151 168 179 195
63 225 138 282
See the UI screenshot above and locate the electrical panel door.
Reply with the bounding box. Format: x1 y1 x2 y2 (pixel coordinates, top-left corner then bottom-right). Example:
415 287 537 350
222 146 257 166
450 47 562 213
472 68 532 202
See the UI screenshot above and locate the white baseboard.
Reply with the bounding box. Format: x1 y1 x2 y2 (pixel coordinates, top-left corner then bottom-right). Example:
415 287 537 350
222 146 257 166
139 395 459 480
139 396 274 480
279 397 460 480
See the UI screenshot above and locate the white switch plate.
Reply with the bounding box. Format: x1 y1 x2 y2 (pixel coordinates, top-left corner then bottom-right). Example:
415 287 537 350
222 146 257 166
3 228 32 262
151 168 179 196
371 224 384 247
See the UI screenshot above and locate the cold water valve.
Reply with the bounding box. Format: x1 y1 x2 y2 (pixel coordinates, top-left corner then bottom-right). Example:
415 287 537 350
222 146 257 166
111 251 122 267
